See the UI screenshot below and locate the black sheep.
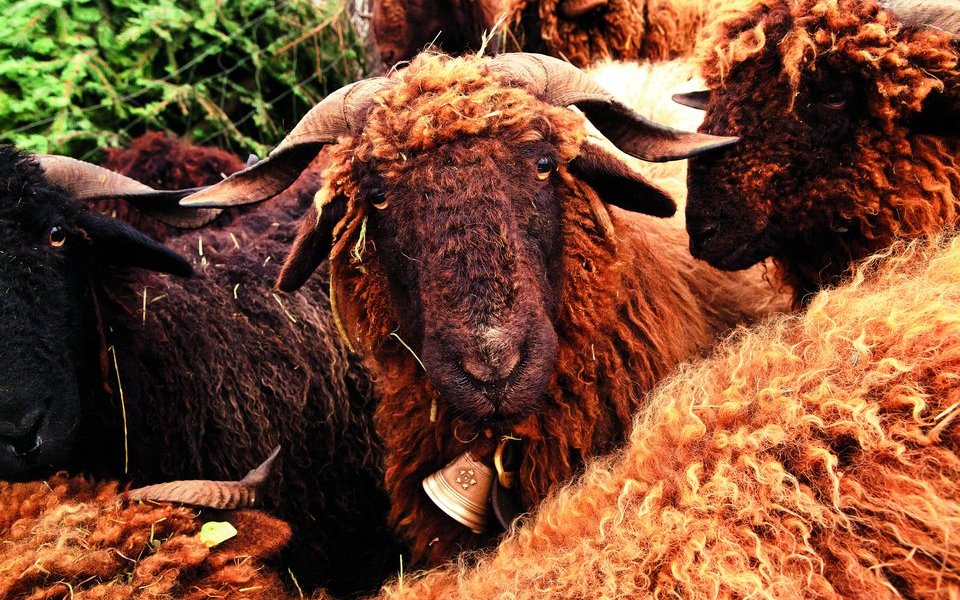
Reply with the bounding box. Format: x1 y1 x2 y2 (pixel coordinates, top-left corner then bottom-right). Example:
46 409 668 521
0 147 402 596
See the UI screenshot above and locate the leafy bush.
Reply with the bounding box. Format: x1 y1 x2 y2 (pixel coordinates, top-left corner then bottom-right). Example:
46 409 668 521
0 0 368 158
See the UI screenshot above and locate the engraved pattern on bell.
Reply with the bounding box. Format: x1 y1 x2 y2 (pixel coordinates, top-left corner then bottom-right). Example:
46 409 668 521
456 469 478 489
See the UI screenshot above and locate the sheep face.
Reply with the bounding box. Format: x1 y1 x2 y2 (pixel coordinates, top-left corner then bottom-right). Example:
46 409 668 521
340 71 590 426
0 149 191 479
354 136 569 425
262 54 682 427
185 52 720 431
0 156 86 479
685 0 960 292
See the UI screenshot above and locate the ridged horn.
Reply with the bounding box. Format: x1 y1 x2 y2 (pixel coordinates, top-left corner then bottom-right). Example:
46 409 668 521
488 53 739 162
559 0 609 19
34 154 219 229
125 446 281 510
180 78 393 209
880 0 960 35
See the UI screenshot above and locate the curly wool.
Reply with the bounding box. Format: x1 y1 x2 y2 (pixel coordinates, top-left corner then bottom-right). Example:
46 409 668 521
502 0 756 67
694 0 960 300
0 474 292 599
96 132 248 239
368 0 501 69
319 53 787 565
699 0 959 103
378 233 960 599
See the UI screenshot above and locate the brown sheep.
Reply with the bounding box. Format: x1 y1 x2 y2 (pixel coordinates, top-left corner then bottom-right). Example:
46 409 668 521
182 52 787 566
683 0 960 304
369 0 503 68
376 233 960 599
503 0 756 67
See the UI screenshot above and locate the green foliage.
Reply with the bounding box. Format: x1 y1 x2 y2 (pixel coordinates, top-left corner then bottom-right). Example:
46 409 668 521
0 0 368 158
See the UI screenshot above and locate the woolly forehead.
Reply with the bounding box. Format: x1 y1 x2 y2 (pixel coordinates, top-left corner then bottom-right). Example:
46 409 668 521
351 55 587 175
698 0 958 116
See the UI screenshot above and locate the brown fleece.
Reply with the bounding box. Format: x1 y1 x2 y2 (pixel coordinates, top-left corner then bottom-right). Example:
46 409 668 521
370 0 502 68
0 474 292 599
377 232 960 600
503 0 756 67
688 0 960 303
368 0 754 68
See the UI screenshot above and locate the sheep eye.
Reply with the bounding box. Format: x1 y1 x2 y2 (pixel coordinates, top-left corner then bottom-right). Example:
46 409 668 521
370 190 389 210
535 157 555 181
818 88 848 110
48 226 67 247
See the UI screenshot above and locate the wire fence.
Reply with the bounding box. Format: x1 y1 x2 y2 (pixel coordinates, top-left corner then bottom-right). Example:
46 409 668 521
0 0 369 159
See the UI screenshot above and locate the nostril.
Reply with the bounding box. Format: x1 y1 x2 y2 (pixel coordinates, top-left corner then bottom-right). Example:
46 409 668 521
461 347 522 386
461 356 494 385
10 430 42 457
0 412 43 458
693 219 720 240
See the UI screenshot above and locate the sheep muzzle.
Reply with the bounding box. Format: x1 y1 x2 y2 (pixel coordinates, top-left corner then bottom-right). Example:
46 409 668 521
421 313 559 425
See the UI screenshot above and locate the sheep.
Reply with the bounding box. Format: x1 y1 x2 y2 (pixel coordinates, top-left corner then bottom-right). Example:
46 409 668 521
502 0 759 67
367 0 755 69
376 232 960 599
0 473 295 599
0 147 402 595
367 0 736 224
15 235 960 599
682 0 960 304
181 51 789 566
96 132 248 240
369 0 502 68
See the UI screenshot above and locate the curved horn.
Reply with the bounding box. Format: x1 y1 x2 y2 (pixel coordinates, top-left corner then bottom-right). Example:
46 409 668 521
880 1 960 35
672 90 712 110
35 155 219 229
125 446 281 510
180 78 393 209
488 53 739 162
559 0 609 19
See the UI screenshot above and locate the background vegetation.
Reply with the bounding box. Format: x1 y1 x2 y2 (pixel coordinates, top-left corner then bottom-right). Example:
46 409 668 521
0 0 369 159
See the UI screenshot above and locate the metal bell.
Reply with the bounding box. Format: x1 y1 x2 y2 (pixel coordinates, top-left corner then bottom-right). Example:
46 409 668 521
422 451 493 534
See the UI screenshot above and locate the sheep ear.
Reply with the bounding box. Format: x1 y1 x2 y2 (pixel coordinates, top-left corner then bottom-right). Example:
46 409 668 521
569 141 677 217
74 209 193 277
277 197 348 292
912 91 960 136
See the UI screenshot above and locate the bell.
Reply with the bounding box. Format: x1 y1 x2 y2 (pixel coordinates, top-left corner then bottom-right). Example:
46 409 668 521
422 451 493 534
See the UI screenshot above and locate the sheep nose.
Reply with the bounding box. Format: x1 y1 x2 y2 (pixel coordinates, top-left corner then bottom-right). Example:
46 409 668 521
461 347 522 386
